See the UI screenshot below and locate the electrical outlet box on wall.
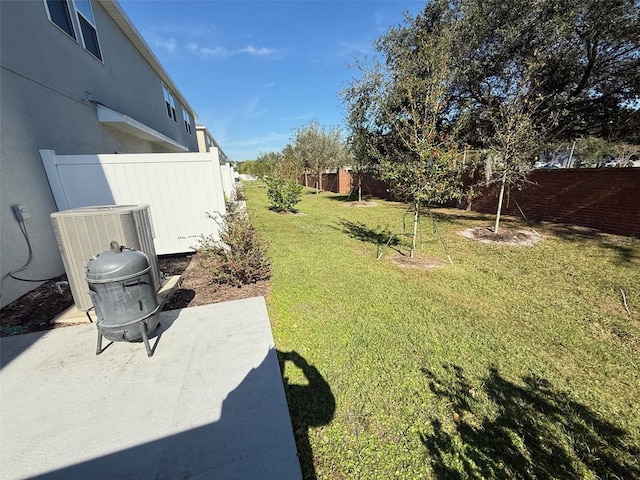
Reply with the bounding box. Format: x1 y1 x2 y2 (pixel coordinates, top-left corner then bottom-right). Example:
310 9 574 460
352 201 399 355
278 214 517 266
12 204 31 221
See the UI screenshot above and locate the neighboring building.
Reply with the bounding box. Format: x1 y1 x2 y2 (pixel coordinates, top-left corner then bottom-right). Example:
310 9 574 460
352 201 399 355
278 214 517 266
196 125 228 162
0 0 200 307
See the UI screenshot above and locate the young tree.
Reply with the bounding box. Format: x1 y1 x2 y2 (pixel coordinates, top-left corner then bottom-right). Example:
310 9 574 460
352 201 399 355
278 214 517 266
264 176 303 213
343 25 462 258
613 143 640 167
274 144 301 182
239 152 279 179
293 120 348 193
484 97 546 233
342 59 383 202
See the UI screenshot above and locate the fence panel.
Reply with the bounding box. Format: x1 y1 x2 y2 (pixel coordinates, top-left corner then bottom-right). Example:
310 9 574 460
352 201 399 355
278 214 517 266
40 150 226 254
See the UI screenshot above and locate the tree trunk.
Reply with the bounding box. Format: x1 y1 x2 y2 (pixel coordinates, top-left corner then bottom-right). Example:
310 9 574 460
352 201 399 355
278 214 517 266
485 156 493 186
358 176 362 202
567 140 576 168
317 168 322 194
494 171 507 233
411 202 419 258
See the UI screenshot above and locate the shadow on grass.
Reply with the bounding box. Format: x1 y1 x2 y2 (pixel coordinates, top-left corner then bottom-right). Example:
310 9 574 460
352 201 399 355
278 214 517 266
336 219 401 247
540 224 639 266
268 206 300 214
325 194 355 202
278 350 335 480
432 209 639 265
419 364 640 479
429 209 519 228
324 193 378 203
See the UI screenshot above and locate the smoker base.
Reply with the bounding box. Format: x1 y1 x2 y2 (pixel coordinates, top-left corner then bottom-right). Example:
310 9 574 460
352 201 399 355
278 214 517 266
96 313 160 357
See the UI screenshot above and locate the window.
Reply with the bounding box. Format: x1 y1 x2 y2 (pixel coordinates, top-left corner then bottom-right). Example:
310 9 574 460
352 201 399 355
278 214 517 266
44 0 102 61
183 109 192 135
74 0 102 60
45 0 76 39
163 84 177 122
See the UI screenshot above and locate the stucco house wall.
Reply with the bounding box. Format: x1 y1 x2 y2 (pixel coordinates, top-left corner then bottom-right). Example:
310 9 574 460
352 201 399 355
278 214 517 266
0 0 199 308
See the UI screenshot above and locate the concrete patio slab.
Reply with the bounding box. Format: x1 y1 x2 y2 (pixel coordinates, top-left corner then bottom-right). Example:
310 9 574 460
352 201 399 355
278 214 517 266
0 297 302 480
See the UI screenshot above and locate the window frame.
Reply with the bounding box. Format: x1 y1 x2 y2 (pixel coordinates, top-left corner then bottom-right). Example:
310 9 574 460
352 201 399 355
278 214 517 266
73 0 103 61
183 109 192 135
44 0 77 40
163 84 178 123
43 0 103 62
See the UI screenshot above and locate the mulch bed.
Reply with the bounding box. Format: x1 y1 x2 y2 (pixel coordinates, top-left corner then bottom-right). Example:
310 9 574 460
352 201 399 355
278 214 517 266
389 252 446 269
1 253 269 337
344 201 377 208
459 227 543 246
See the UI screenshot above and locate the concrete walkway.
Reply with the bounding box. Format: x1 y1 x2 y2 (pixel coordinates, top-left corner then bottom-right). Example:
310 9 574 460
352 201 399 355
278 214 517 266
0 297 302 480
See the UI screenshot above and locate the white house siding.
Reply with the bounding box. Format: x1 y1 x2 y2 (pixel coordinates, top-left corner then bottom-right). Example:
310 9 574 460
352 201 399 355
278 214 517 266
0 1 199 308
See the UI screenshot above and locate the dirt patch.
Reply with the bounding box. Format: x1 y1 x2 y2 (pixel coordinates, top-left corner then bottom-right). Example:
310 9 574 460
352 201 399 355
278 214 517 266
0 274 75 336
161 253 270 310
275 211 307 216
459 227 543 246
1 253 269 337
344 201 377 208
389 252 446 270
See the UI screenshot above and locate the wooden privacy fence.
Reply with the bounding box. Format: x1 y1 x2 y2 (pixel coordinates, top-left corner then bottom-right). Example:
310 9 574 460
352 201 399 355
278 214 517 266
40 150 227 254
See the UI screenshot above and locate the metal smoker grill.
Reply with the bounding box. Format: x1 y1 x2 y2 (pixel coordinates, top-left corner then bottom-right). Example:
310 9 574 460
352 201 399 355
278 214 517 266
86 242 161 357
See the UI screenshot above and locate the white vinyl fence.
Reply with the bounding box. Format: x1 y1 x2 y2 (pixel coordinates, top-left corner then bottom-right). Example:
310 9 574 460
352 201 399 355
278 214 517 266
220 162 236 201
40 150 226 254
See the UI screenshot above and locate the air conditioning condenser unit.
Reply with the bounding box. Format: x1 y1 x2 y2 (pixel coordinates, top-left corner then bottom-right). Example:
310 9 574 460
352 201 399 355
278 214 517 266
50 205 161 311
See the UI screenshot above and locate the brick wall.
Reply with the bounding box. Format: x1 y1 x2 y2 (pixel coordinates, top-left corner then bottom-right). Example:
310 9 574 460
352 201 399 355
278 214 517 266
322 169 352 194
469 169 640 238
355 172 392 199
302 169 376 195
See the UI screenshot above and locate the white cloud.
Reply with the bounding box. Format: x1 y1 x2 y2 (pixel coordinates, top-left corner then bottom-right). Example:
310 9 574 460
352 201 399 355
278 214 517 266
373 10 386 31
153 37 177 54
239 45 276 56
240 96 267 119
225 131 289 148
187 42 281 59
277 112 314 122
187 43 227 58
224 132 291 160
335 40 372 57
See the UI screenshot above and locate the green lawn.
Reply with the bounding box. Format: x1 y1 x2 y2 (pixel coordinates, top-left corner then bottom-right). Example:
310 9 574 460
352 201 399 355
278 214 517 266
243 182 640 480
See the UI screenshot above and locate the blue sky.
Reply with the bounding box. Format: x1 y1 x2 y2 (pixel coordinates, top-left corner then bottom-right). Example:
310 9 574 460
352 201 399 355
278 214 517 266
118 0 426 161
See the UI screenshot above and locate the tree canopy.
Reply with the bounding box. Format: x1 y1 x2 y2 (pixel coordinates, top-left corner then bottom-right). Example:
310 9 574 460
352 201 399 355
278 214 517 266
342 0 639 233
411 0 640 143
344 0 640 153
293 120 349 192
237 120 349 188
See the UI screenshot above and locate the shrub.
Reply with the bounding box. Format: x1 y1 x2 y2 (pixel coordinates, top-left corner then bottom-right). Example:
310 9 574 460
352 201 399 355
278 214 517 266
198 202 270 287
264 176 303 212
